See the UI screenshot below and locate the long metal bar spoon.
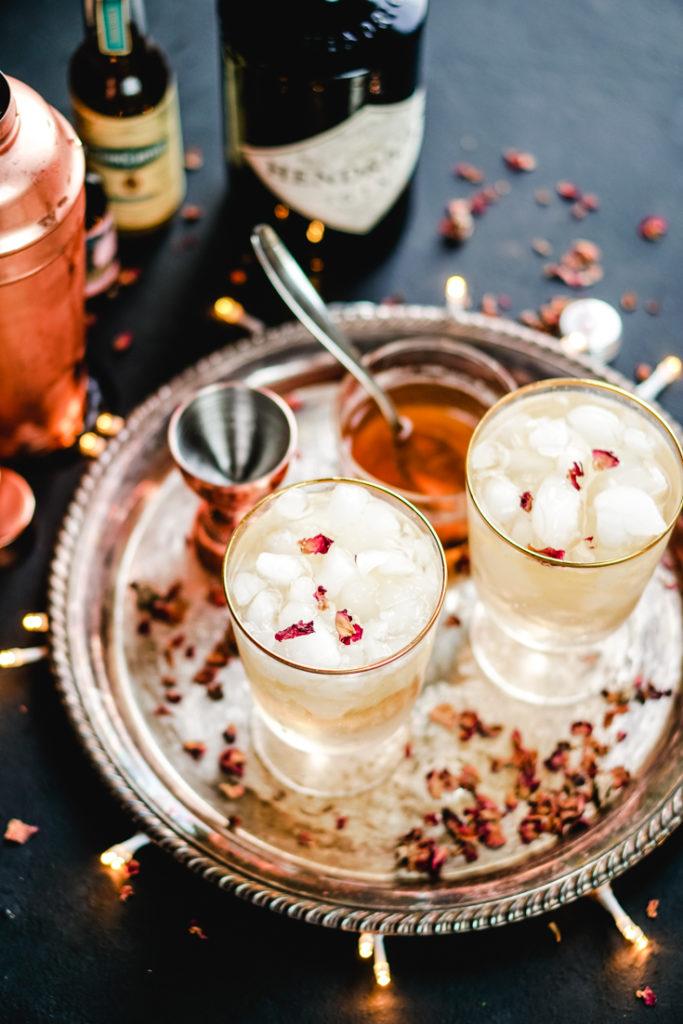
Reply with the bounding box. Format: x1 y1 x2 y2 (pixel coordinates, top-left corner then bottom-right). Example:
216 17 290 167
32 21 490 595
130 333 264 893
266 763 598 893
250 223 411 441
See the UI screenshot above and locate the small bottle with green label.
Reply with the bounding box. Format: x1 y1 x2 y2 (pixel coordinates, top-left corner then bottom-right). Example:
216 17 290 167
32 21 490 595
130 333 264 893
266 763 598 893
69 0 186 234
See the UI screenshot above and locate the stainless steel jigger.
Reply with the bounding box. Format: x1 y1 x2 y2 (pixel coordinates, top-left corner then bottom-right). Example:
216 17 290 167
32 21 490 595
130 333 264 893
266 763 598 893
167 382 298 574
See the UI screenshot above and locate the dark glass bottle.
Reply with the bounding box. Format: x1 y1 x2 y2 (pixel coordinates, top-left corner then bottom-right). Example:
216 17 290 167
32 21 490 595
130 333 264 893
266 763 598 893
68 0 185 234
217 0 429 282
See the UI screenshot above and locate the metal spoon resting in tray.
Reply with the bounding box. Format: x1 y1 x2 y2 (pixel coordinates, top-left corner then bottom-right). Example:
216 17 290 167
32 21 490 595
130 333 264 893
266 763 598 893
250 223 460 490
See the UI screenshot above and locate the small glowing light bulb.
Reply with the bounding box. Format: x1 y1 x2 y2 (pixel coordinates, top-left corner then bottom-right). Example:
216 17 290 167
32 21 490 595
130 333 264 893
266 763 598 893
358 933 374 959
78 432 107 458
592 883 650 950
372 934 391 987
306 220 325 244
100 832 150 871
22 613 49 633
445 275 468 315
213 296 244 323
636 354 683 402
95 413 125 437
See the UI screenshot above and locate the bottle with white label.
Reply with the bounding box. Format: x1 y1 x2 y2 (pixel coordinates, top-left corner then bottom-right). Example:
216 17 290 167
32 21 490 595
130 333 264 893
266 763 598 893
69 0 186 234
217 0 429 280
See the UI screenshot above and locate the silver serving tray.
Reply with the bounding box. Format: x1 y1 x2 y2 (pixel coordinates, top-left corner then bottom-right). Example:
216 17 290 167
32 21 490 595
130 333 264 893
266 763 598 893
48 303 683 935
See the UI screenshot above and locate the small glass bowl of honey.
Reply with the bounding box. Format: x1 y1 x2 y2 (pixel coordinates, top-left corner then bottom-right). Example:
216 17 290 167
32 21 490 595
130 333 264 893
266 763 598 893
336 337 516 560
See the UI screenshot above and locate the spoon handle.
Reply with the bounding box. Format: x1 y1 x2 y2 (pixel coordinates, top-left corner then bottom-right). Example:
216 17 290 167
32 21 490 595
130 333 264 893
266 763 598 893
250 224 404 435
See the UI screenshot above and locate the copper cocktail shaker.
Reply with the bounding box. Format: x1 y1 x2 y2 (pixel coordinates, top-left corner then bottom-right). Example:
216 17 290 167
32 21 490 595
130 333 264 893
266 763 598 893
0 71 87 458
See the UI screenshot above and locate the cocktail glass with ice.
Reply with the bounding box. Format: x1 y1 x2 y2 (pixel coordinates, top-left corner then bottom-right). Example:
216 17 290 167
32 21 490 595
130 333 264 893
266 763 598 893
466 378 683 705
222 478 447 796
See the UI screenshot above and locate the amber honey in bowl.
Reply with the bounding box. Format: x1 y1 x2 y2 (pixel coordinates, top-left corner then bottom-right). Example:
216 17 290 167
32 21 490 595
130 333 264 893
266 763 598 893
337 338 516 551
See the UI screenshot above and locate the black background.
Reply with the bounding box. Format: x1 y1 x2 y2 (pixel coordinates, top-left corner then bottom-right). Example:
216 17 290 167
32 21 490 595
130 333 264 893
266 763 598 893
2 2 683 1021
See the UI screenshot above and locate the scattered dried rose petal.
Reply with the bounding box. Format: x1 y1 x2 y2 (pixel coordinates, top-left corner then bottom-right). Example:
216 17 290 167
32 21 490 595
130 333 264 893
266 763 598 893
547 920 562 942
582 193 600 211
621 291 638 312
635 363 653 382
638 215 668 241
206 584 227 607
229 268 247 285
219 747 246 777
119 884 134 901
189 920 208 940
528 545 565 559
571 201 588 220
429 703 460 730
223 723 237 744
183 741 207 760
534 188 552 206
636 986 657 1007
296 830 314 847
219 782 245 800
480 293 499 316
503 148 537 172
206 681 224 700
112 330 133 352
298 534 334 554
592 449 619 470
335 816 349 830
180 204 204 222
183 145 204 171
645 300 661 316
556 180 581 201
646 899 659 919
439 199 475 243
567 461 584 491
274 620 315 642
118 266 141 287
520 491 533 512
153 704 173 716
335 609 363 645
454 161 485 183
4 819 39 844
532 237 552 257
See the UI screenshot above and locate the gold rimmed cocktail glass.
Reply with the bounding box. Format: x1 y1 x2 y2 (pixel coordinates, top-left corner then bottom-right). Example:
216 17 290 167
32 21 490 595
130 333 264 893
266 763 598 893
465 378 683 706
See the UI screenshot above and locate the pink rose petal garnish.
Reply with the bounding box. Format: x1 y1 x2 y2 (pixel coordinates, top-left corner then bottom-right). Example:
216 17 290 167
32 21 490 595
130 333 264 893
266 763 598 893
4 819 39 844
313 585 328 610
335 609 363 645
592 449 620 470
567 461 584 490
274 620 315 642
529 545 565 560
298 534 334 554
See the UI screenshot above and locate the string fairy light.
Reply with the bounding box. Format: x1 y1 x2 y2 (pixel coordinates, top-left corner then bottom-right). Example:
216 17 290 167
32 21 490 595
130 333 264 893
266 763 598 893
78 432 107 458
357 932 374 959
0 645 48 668
22 612 49 633
95 412 125 438
592 883 649 952
372 934 391 987
100 832 150 871
635 355 682 403
445 275 468 316
211 296 264 334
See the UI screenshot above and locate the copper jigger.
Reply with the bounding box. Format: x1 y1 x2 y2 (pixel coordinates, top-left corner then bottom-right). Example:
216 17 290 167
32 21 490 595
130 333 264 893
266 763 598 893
167 382 298 573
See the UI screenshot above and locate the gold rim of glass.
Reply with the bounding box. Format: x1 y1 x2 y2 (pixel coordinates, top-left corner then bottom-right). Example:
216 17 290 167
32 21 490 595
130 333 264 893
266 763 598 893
222 476 448 675
465 377 683 569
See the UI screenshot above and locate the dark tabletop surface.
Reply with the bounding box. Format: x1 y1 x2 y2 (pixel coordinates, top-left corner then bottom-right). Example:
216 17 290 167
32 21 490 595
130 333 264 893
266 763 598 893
2 2 683 1022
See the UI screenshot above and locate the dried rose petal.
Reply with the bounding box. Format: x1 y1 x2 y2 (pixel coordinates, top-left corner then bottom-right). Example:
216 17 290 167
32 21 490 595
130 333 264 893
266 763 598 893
503 148 537 172
296 829 314 847
439 199 475 243
219 782 245 800
567 461 584 491
183 145 204 171
480 293 499 316
4 819 39 844
582 193 600 211
556 180 581 201
520 491 533 512
636 986 657 1007
223 722 237 744
532 237 552 257
335 816 349 830
534 188 552 206
454 161 485 183
119 884 134 901
528 545 565 560
638 215 668 241
189 920 208 940
183 741 207 760
646 899 659 919
645 300 661 316
118 266 141 287
592 449 619 470
112 330 133 352
621 291 638 312
335 609 363 645
274 620 315 642
219 747 246 777
313 585 328 609
298 533 334 554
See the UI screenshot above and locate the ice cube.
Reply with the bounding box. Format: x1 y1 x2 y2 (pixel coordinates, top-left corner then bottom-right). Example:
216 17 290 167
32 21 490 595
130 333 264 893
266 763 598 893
256 552 306 584
274 488 310 520
279 599 316 626
289 575 318 603
506 447 555 481
336 575 380 621
281 624 341 669
265 527 299 554
531 472 581 548
567 403 621 447
315 544 357 596
326 482 370 533
357 500 402 546
246 588 281 626
231 570 262 607
371 550 415 576
528 417 569 457
481 475 521 524
469 438 509 472
614 464 668 498
355 549 391 575
623 427 655 457
594 485 667 544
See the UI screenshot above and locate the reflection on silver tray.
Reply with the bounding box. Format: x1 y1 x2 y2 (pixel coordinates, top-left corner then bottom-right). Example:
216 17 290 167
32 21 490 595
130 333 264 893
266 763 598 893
48 304 683 935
